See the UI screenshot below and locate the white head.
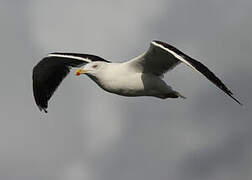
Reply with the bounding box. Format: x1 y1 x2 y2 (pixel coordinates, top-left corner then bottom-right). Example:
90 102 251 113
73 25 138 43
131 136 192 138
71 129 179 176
75 61 108 77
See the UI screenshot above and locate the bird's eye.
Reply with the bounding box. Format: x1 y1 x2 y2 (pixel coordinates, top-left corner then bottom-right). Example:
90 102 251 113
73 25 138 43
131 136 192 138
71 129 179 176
92 65 98 68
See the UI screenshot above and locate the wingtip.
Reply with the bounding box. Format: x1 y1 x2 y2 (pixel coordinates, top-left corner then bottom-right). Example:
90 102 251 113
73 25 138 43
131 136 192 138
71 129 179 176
228 93 243 106
234 98 243 106
38 106 48 113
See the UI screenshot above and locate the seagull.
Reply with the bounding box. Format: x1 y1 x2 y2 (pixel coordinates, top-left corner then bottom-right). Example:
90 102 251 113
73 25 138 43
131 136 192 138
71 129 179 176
32 40 242 113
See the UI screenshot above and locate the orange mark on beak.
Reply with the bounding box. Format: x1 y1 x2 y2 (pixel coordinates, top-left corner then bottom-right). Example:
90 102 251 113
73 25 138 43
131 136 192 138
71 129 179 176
75 69 88 76
75 70 81 76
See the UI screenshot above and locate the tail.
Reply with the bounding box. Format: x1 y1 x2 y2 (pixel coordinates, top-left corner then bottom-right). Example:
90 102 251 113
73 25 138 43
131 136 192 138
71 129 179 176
160 91 186 99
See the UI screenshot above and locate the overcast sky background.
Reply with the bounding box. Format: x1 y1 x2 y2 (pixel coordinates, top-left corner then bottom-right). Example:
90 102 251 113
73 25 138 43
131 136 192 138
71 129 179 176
1 0 252 180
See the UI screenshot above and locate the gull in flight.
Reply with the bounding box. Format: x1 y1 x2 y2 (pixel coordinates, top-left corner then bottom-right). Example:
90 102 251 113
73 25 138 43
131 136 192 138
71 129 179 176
32 40 242 113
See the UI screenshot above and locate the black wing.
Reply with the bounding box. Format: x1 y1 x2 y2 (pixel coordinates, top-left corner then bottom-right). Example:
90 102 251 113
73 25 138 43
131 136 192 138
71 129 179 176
128 40 242 105
32 53 109 113
153 41 242 105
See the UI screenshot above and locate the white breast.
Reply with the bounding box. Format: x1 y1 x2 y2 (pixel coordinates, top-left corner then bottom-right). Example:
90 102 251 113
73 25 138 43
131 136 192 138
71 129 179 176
96 63 144 96
93 63 169 97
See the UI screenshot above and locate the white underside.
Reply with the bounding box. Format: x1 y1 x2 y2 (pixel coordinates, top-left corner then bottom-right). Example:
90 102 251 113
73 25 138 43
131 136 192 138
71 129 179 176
89 63 183 99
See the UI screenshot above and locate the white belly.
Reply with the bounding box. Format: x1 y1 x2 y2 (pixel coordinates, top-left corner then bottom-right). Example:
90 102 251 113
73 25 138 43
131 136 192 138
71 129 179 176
89 63 172 97
100 73 146 96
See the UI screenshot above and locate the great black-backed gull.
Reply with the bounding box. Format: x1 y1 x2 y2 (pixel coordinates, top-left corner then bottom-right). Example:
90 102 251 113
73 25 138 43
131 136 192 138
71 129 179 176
32 40 242 113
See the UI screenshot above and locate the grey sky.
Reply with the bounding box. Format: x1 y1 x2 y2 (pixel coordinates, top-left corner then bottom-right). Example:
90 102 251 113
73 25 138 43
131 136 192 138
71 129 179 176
1 0 251 180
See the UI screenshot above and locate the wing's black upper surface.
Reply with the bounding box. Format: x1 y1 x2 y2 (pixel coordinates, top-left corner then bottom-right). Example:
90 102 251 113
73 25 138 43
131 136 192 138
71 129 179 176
32 53 109 113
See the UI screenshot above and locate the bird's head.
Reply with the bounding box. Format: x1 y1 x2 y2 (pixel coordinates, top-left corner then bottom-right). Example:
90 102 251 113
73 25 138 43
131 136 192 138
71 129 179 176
75 61 107 77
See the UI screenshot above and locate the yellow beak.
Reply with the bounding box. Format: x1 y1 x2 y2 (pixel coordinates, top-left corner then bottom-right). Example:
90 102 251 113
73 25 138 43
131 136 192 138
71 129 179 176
75 69 88 76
